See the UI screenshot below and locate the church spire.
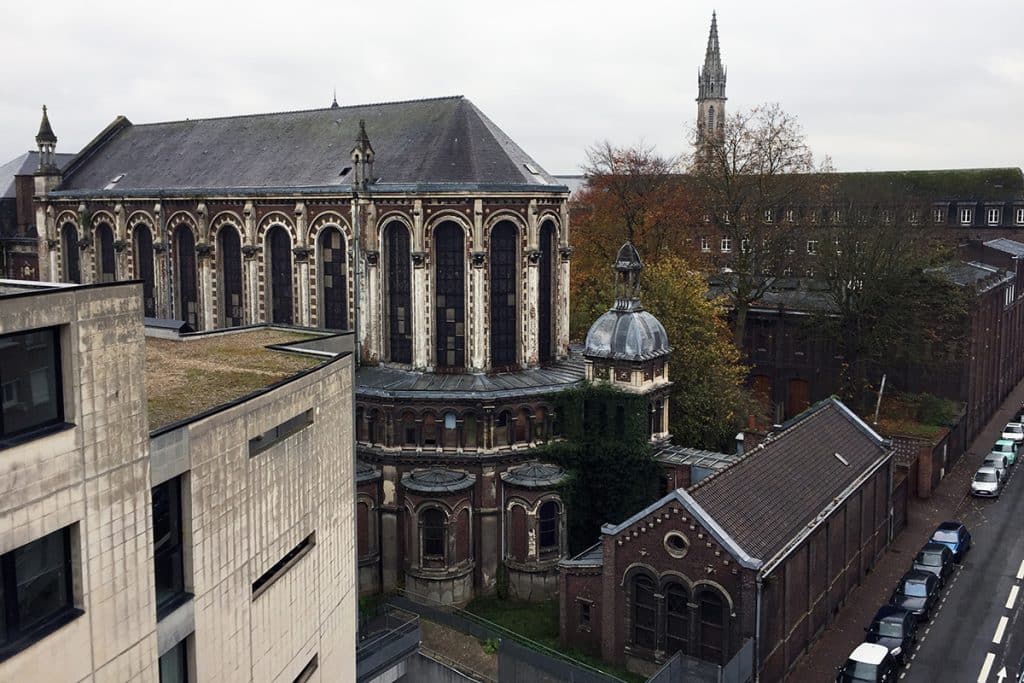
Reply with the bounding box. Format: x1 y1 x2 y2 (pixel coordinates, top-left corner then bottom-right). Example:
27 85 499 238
35 105 59 174
698 11 726 100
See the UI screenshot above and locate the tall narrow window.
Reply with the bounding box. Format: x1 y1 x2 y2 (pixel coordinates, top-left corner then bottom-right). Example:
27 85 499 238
386 222 412 363
267 226 293 325
0 327 63 441
538 500 559 554
95 223 116 282
218 226 243 328
421 508 446 565
61 223 80 284
707 106 715 131
490 221 518 368
175 226 197 328
134 225 156 317
153 477 187 617
698 590 726 663
633 575 657 650
434 222 465 369
158 639 190 683
538 221 555 363
318 227 347 329
665 584 690 656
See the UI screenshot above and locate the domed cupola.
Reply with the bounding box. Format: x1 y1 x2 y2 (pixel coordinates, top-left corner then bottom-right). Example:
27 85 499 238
583 241 673 440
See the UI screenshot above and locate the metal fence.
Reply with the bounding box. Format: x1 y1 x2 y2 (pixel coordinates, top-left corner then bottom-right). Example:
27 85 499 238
646 640 754 683
356 606 422 682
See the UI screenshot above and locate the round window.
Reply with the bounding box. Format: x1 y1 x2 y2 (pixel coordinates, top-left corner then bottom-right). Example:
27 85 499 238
664 531 689 558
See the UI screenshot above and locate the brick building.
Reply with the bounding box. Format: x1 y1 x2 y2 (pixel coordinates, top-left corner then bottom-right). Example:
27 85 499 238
0 279 358 682
559 398 894 681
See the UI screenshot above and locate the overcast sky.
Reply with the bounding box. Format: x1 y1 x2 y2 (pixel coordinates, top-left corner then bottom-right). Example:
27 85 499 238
2 0 1021 175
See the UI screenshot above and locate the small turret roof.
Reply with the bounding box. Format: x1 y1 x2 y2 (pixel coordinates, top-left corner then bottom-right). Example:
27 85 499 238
36 106 56 144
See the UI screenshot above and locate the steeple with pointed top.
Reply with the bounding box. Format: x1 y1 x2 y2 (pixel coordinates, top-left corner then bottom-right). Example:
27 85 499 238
330 89 339 109
696 12 727 146
35 105 60 175
351 119 375 190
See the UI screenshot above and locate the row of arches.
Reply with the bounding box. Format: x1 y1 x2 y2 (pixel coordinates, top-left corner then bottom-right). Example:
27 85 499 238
628 572 731 664
356 404 556 452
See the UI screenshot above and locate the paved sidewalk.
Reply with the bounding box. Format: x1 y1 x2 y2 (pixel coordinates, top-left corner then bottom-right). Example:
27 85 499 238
788 382 1024 682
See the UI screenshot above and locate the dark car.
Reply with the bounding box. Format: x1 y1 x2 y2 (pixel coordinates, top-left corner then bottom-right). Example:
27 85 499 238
865 606 917 665
912 543 954 587
836 643 898 682
889 570 940 621
930 521 971 562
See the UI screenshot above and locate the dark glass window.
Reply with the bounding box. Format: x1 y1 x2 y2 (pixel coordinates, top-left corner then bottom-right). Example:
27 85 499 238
489 221 517 368
422 509 445 561
318 227 347 330
698 591 726 663
249 410 314 457
294 654 318 683
0 526 76 657
175 227 198 328
218 226 243 328
434 222 465 369
578 601 591 628
153 477 186 617
158 638 189 683
633 575 657 650
386 222 412 363
95 223 116 282
0 327 63 443
134 225 156 317
267 226 293 325
538 501 558 552
61 223 80 284
538 221 554 363
252 533 316 598
665 584 689 656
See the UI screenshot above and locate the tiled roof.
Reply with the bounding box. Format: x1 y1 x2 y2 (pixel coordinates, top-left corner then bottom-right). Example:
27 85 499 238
0 151 75 199
688 398 889 563
58 96 563 193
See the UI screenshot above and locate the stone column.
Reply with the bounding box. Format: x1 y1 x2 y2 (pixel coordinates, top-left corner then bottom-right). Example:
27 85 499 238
363 201 381 360
193 203 211 331
478 467 500 591
295 202 311 327
524 201 540 366
470 200 487 370
380 469 402 591
243 201 259 324
558 202 572 358
43 205 57 281
113 202 128 280
78 204 95 285
411 200 429 369
153 203 168 318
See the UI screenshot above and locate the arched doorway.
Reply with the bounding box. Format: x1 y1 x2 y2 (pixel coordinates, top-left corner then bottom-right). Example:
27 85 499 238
266 226 293 324
489 220 518 368
133 225 156 317
218 226 243 327
318 226 347 330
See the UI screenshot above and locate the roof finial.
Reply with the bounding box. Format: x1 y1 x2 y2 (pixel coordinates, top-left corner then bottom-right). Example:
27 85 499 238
36 104 57 144
330 89 339 109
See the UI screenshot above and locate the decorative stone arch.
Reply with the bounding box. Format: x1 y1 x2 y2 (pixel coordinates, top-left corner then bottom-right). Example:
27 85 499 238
536 211 562 237
410 501 452 570
309 213 354 330
127 210 157 237
167 211 199 239
168 213 200 328
691 581 732 664
127 212 158 316
658 570 695 594
380 216 415 364
356 492 379 560
624 564 661 652
256 211 297 244
375 211 414 242
260 215 296 325
423 210 474 247
56 213 82 284
620 562 660 587
211 214 246 328
483 210 528 240
690 579 735 613
90 209 117 230
427 215 472 370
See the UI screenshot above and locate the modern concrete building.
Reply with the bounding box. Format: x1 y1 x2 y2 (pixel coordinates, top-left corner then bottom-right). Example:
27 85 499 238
0 279 359 682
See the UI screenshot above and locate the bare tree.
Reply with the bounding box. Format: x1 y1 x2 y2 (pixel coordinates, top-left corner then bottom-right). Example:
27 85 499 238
686 103 831 346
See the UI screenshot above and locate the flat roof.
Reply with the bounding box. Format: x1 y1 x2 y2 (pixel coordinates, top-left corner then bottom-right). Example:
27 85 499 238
146 328 325 430
0 279 74 297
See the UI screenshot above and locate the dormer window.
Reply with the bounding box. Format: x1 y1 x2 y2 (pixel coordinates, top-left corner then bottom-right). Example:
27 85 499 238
960 208 974 225
700 236 710 253
909 209 921 225
764 209 774 224
987 207 1001 226
785 209 795 223
720 237 732 253
103 173 125 190
740 238 750 254
934 207 945 223
1017 207 1024 225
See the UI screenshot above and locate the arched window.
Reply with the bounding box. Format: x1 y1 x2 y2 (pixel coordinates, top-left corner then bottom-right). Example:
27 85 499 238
538 220 555 363
385 221 412 363
421 508 446 566
95 223 115 282
508 504 527 561
218 226 243 327
651 400 664 436
698 590 727 663
633 575 657 650
133 225 156 317
61 223 80 284
489 220 517 368
538 500 559 555
175 226 197 328
434 222 465 369
266 226 293 324
318 227 347 330
665 583 690 656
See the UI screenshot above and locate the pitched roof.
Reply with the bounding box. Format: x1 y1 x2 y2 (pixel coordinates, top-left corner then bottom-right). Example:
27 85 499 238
687 397 889 565
930 261 1013 291
0 151 75 199
57 96 563 194
829 168 1024 202
984 238 1024 257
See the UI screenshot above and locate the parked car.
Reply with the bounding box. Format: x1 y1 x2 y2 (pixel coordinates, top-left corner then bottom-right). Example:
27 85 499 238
991 439 1019 466
864 606 918 666
1002 422 1024 443
912 543 955 586
972 466 1003 497
836 642 899 682
889 570 941 620
930 521 971 562
983 453 1008 478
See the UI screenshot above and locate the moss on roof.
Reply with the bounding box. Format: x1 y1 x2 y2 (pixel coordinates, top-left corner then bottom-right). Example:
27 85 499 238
832 168 1024 201
146 329 323 431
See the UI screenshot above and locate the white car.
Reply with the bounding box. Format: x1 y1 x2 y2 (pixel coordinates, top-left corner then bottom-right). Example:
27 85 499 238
971 466 1002 497
1002 422 1024 443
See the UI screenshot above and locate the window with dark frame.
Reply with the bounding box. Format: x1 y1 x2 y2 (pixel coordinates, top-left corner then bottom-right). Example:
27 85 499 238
490 221 518 368
434 222 466 369
218 226 244 328
665 584 689 656
249 409 314 457
153 477 188 617
0 526 78 659
293 654 319 683
578 601 591 629
158 638 190 683
252 533 316 598
61 223 81 283
538 221 554 363
175 226 198 328
0 327 64 445
632 575 657 650
95 223 116 282
135 225 157 318
267 225 293 325
319 227 348 330
421 508 446 563
386 222 413 364
538 501 558 552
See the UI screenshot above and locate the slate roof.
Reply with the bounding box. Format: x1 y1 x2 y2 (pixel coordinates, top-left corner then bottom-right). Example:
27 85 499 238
0 151 75 199
688 397 889 564
356 358 584 401
57 96 564 195
984 238 1024 257
401 468 476 494
931 261 1013 292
